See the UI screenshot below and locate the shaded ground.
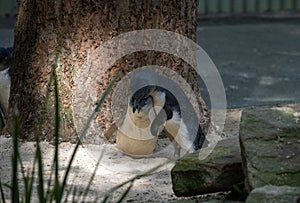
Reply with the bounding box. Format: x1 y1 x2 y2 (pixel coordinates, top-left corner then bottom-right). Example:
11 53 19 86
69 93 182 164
0 109 241 202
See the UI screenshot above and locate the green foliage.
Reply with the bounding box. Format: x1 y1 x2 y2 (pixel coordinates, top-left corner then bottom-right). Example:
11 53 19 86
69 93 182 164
0 73 113 202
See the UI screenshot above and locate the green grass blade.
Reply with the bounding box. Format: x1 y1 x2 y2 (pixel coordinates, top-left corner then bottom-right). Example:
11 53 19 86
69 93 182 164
18 156 28 203
52 68 61 202
36 142 46 203
80 148 105 203
101 195 109 203
102 160 171 201
116 182 133 203
48 189 54 203
58 73 119 202
110 160 169 194
0 174 6 203
18 153 36 203
232 183 243 194
54 178 61 202
71 186 77 203
62 184 74 203
40 37 62 203
49 28 64 202
11 116 20 203
26 160 36 203
44 163 54 202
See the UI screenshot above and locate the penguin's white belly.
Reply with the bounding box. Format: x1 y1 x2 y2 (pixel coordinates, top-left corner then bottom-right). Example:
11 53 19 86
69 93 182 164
0 68 11 114
164 113 181 139
119 104 164 140
164 111 194 152
116 104 160 156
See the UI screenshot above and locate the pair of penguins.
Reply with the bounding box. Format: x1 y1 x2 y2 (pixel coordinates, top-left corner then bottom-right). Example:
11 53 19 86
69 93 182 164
129 85 206 158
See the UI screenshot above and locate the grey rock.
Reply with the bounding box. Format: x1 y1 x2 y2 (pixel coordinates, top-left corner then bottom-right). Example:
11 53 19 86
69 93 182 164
246 185 300 203
239 104 300 193
171 137 244 197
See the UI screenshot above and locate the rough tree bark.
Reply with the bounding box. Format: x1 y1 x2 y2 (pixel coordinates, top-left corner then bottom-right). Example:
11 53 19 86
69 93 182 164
9 0 209 142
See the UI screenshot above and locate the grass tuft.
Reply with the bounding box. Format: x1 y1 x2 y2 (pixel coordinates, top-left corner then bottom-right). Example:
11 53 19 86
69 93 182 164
0 72 119 202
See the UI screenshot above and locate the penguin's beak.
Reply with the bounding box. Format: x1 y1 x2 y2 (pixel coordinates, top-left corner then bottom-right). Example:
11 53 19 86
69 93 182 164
133 106 137 113
132 100 141 113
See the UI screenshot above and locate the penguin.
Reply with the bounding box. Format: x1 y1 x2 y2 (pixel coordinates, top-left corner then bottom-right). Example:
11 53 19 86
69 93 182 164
130 85 206 158
0 47 13 62
0 47 13 128
0 67 11 128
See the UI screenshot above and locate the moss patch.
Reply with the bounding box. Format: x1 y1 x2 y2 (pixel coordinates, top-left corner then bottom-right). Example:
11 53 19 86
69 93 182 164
240 104 300 192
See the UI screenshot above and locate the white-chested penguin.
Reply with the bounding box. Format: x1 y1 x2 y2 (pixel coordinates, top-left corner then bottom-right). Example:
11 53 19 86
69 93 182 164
0 47 13 128
130 85 206 158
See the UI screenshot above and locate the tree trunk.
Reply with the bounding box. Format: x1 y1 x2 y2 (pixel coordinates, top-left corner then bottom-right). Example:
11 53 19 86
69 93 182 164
9 0 209 143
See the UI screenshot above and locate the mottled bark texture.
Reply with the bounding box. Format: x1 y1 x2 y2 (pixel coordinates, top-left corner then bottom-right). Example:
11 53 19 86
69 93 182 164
9 0 209 142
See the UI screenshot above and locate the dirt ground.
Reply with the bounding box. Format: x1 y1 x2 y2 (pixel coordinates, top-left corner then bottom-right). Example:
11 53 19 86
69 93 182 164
0 109 241 202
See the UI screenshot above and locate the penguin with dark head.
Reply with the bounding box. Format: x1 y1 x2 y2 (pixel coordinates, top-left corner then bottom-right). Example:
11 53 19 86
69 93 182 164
130 86 155 114
0 47 13 129
129 85 206 158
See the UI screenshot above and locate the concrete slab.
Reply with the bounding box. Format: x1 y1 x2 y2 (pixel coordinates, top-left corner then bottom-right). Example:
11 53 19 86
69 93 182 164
197 19 300 108
0 17 14 47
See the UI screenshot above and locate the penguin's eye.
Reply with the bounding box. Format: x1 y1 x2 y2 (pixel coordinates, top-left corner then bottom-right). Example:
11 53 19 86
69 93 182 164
129 95 151 106
139 96 152 106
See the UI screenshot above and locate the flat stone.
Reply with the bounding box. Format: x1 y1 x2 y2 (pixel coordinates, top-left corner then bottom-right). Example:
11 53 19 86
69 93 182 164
171 137 244 197
239 104 300 193
246 185 300 203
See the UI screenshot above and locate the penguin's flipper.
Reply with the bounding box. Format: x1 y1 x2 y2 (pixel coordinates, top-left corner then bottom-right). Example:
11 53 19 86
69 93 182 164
104 122 118 143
